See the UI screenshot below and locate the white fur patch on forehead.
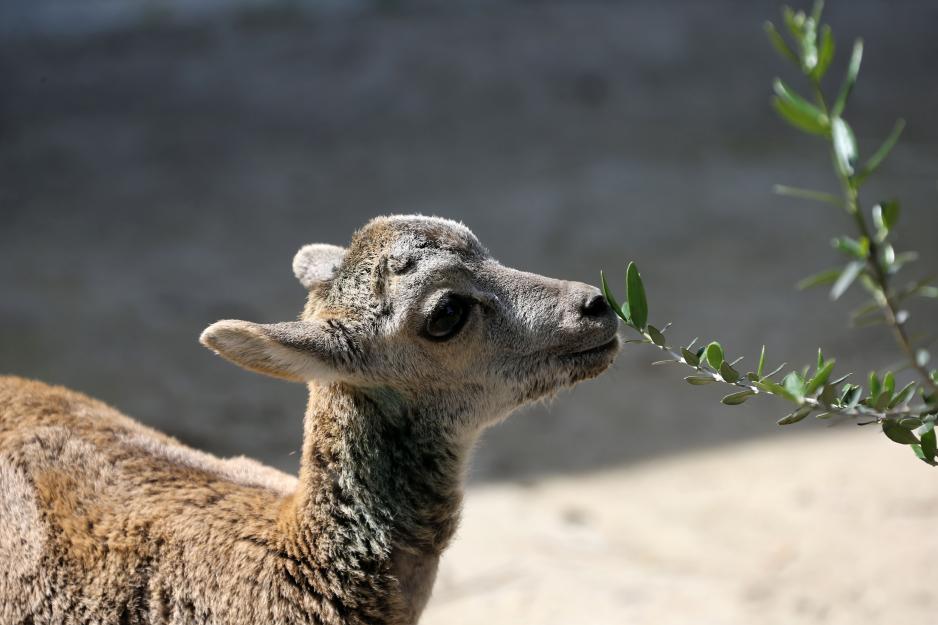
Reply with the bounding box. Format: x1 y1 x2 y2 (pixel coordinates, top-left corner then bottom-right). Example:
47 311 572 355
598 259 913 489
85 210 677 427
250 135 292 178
293 243 347 290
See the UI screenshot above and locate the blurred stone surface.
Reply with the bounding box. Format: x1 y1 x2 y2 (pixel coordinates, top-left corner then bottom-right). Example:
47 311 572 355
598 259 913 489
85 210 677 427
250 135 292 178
1 1 937 481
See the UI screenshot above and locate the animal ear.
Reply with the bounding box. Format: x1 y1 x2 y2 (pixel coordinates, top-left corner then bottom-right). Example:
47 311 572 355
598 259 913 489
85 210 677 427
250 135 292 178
200 319 350 383
293 244 346 290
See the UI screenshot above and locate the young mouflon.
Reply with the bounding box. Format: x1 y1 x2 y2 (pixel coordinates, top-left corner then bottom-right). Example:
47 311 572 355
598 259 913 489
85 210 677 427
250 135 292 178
0 215 620 625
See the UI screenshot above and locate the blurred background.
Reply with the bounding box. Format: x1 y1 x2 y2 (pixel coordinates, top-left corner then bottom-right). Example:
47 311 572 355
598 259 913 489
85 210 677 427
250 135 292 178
2 1 938 623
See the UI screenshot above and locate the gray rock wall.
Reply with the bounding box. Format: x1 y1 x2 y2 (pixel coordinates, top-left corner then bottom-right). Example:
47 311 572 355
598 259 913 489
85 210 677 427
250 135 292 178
2 1 937 481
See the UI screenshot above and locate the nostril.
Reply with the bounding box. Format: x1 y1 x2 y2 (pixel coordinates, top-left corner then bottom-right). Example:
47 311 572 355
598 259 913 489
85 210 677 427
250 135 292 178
581 293 610 318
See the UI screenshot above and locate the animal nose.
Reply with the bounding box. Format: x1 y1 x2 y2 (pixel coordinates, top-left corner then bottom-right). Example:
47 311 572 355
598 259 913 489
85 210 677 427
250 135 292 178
580 292 611 318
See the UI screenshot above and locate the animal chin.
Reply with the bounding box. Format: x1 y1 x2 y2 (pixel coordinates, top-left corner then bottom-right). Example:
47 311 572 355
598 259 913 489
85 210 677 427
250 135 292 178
558 336 620 381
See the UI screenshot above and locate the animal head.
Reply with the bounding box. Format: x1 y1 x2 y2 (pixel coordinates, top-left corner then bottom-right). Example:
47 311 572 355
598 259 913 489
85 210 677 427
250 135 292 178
201 216 619 431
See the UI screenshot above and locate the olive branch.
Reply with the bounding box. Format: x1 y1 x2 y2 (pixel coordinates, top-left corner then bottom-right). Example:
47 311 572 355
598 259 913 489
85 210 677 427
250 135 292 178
602 1 938 465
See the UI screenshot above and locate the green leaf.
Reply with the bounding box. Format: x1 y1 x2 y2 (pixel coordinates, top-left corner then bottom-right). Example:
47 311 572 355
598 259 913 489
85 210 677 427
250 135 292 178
764 21 798 64
829 373 852 386
755 379 800 403
778 404 813 425
798 16 818 72
811 23 835 80
600 271 629 323
831 236 869 260
772 80 830 135
705 342 724 370
719 361 741 383
857 119 905 184
753 380 779 394
681 347 700 367
647 325 666 347
921 428 937 462
841 384 862 408
912 444 938 466
816 348 825 370
889 382 917 409
757 345 766 378
831 117 858 178
832 39 863 118
830 261 865 300
839 384 854 402
881 244 897 271
883 371 895 396
797 268 842 290
883 419 920 445
805 360 835 396
626 262 648 331
782 371 807 403
782 7 805 41
869 371 881 399
872 200 900 238
685 375 716 386
722 390 756 406
772 98 825 136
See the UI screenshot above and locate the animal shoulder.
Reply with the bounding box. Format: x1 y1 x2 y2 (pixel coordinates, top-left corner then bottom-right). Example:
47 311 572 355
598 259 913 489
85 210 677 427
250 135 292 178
0 376 297 496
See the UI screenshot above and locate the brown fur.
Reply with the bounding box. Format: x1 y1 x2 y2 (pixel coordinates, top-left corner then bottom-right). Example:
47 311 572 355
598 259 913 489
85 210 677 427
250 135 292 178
0 216 619 624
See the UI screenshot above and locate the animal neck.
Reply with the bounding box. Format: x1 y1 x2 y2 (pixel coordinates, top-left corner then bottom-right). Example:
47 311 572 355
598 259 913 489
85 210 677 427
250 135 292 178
289 381 473 623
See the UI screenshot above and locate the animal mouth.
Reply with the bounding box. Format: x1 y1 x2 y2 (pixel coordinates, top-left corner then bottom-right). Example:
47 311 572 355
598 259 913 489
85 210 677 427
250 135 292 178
561 334 620 359
552 334 619 385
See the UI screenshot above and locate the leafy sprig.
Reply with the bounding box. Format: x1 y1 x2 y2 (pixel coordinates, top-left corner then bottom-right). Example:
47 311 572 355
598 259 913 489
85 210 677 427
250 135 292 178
602 263 938 464
602 1 938 465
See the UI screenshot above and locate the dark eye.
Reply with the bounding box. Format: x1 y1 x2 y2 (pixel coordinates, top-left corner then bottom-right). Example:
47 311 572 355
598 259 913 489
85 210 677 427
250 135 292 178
425 295 470 340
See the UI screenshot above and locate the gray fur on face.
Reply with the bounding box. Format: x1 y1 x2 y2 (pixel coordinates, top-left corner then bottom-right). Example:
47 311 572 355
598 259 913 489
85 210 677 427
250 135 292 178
205 214 620 429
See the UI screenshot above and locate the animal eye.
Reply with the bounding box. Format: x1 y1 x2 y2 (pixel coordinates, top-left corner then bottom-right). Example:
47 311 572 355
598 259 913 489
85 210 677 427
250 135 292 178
425 295 470 340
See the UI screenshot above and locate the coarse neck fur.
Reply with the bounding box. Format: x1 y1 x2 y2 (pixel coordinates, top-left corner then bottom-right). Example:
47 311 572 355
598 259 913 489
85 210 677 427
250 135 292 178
286 381 474 625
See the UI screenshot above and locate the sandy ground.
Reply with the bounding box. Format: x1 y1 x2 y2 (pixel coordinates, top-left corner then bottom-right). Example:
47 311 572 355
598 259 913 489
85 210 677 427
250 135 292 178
427 429 938 625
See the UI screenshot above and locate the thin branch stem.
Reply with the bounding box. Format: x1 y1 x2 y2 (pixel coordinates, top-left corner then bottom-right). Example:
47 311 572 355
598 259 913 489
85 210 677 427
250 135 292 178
848 188 938 394
809 75 938 397
631 328 926 422
773 184 846 207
